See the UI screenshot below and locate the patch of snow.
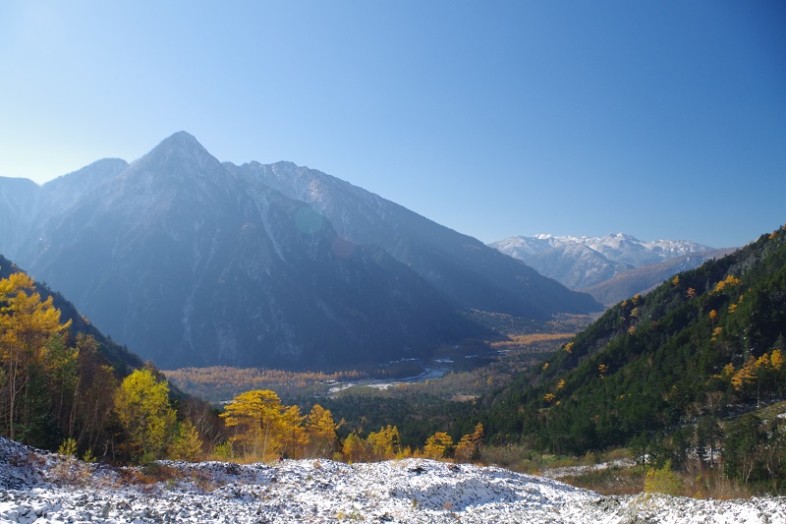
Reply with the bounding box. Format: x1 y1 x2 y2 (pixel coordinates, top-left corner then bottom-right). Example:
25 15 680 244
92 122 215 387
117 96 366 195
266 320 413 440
541 458 638 479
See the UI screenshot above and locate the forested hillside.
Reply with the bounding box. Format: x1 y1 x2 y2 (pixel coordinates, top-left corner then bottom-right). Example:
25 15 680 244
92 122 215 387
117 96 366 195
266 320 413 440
0 255 219 462
485 225 786 486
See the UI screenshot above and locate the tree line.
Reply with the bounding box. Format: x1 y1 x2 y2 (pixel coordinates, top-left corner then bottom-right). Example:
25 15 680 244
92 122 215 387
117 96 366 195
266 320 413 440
0 268 486 465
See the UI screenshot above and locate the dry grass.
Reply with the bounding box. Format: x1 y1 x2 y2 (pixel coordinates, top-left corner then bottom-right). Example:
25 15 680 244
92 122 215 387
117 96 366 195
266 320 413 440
490 333 575 350
560 467 646 496
480 445 757 500
559 466 756 499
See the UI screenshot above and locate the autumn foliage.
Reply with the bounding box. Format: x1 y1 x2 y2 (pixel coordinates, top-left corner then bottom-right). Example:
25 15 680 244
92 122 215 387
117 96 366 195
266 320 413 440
0 270 207 463
216 388 485 464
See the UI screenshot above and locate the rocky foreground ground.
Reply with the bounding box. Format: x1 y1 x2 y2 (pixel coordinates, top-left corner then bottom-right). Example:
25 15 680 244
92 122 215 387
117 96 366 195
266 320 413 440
1 437 784 523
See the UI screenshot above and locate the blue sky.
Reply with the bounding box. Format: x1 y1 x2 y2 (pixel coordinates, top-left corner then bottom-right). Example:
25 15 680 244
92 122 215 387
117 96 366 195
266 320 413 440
1 1 784 248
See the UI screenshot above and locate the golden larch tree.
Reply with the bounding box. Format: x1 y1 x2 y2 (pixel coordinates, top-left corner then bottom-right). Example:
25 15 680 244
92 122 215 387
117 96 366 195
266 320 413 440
113 368 176 462
0 272 71 440
305 404 338 458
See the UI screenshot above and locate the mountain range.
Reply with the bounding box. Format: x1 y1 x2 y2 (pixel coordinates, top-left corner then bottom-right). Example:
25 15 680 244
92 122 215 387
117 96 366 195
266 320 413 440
0 132 600 369
490 233 730 304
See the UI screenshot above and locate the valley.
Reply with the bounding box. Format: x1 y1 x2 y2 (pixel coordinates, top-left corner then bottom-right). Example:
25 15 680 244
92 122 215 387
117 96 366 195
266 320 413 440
163 330 576 405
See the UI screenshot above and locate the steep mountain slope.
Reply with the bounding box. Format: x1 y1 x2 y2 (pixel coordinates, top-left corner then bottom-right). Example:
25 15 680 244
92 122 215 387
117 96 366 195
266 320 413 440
487 225 786 455
582 248 733 305
490 233 717 301
3 133 480 369
0 253 142 374
0 177 39 258
229 161 601 318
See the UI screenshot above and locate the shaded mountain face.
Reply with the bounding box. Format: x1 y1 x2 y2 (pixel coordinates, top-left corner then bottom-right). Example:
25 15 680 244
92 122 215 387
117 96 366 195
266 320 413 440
0 132 485 369
490 233 719 302
0 177 39 258
228 162 601 318
0 132 602 369
0 253 143 375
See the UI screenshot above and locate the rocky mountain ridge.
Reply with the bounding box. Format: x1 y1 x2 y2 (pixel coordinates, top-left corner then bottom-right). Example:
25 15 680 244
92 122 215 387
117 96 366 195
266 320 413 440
0 132 599 369
490 233 724 303
229 161 600 318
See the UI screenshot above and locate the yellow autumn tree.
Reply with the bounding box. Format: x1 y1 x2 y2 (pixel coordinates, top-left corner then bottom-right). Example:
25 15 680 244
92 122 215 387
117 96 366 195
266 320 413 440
712 274 742 294
454 434 475 463
367 425 401 460
221 389 282 460
731 358 756 392
454 423 484 463
114 368 176 462
304 404 338 458
278 405 307 459
422 431 453 460
729 350 784 397
771 349 784 371
342 432 370 463
0 272 71 440
220 389 309 460
719 363 735 381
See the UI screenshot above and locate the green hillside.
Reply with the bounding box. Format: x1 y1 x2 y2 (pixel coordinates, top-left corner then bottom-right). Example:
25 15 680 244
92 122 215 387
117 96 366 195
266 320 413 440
486 224 786 485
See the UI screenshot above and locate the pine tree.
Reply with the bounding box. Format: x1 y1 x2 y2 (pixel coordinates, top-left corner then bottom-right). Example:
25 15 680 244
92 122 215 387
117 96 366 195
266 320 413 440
168 419 204 461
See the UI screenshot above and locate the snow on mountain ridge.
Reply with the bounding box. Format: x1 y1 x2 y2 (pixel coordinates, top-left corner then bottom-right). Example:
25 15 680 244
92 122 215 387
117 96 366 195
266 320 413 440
490 233 715 291
494 233 711 262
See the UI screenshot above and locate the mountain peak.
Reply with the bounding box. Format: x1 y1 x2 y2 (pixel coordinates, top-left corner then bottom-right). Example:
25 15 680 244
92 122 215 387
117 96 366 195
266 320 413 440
154 130 205 152
130 131 222 179
607 232 639 242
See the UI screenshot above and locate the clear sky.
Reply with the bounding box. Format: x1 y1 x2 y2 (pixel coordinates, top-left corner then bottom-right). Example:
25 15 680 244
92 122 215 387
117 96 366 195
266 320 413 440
1 1 784 248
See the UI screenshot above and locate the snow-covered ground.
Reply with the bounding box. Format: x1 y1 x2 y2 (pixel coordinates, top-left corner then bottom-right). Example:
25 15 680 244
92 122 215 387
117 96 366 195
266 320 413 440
540 458 639 480
1 438 784 523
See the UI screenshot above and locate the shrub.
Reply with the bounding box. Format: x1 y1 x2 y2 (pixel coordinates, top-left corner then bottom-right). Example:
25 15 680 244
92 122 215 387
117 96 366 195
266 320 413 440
644 461 683 496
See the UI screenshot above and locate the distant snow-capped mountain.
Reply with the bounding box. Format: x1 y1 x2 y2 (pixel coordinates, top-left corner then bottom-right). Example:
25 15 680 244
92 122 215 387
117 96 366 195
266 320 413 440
490 233 720 301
